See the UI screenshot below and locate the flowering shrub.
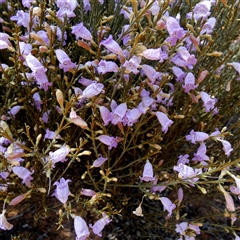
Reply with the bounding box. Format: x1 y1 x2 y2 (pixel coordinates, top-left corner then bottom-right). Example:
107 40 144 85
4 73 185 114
1 0 240 239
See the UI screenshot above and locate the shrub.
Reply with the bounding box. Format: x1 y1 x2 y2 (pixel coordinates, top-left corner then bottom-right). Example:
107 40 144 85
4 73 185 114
1 0 240 239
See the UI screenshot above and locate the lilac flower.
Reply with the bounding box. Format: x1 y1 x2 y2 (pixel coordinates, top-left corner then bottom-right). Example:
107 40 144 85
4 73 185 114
81 82 104 99
92 156 108 167
12 166 34 188
155 111 173 133
89 213 111 237
98 135 121 150
124 108 142 126
10 10 30 30
189 0 211 21
100 35 122 55
83 0 91 12
34 30 49 45
56 0 78 19
186 130 209 144
177 154 190 165
97 60 119 74
81 189 97 197
200 91 218 114
44 129 61 141
25 54 52 90
151 176 166 193
42 110 50 123
172 66 186 82
192 143 209 165
172 47 197 69
111 103 127 125
50 26 67 45
229 173 240 196
138 95 154 114
0 33 12 50
119 24 131 45
0 210 13 230
165 17 185 45
141 64 161 84
9 105 21 117
32 92 42 111
72 22 93 41
142 48 168 61
176 222 201 239
200 17 216 35
159 197 176 218
149 0 160 15
74 216 90 240
140 160 155 182
22 0 34 8
100 106 112 126
174 163 202 182
120 6 133 19
182 73 197 92
228 62 240 75
123 56 141 74
219 139 233 156
49 145 70 167
53 178 71 204
55 49 76 72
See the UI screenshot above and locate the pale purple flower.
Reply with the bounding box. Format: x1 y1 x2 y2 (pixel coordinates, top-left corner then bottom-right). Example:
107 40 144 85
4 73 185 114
200 91 218 114
186 130 209 144
142 48 168 61
97 60 119 74
22 0 34 8
5 143 24 164
230 174 240 196
78 76 94 86
53 178 71 204
19 42 32 57
72 22 93 41
50 26 67 45
0 210 13 230
178 188 184 203
182 72 197 93
42 110 50 123
177 154 190 165
32 92 42 110
0 33 12 49
176 222 201 239
124 108 142 126
55 49 76 72
174 163 202 182
172 47 197 69
100 106 112 126
56 0 78 19
35 30 49 45
81 82 104 98
74 216 90 240
83 0 91 12
81 189 97 197
92 156 108 167
155 111 173 133
89 213 111 237
228 62 240 75
166 17 185 45
141 64 161 84
9 105 21 117
192 143 209 165
172 66 186 82
111 103 127 125
98 135 121 150
25 54 52 90
219 139 233 156
12 166 34 188
10 10 30 30
100 35 122 55
151 176 166 193
120 6 133 19
159 197 176 218
138 96 154 114
190 0 211 21
140 160 155 182
200 17 216 35
49 145 70 167
149 0 160 15
123 56 141 74
44 129 61 141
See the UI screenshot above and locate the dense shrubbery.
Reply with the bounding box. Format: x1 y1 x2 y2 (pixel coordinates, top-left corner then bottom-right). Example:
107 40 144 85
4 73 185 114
1 0 240 239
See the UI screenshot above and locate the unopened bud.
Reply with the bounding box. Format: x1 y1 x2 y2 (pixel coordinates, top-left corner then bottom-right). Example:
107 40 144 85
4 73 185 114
56 89 64 109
